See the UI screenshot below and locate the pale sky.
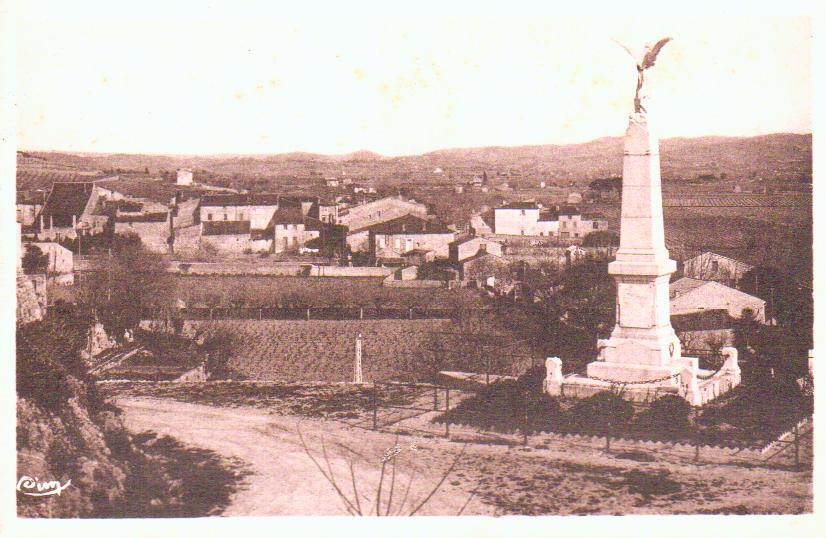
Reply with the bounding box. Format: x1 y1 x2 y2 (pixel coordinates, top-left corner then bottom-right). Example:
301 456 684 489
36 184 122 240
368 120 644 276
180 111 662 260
12 4 812 156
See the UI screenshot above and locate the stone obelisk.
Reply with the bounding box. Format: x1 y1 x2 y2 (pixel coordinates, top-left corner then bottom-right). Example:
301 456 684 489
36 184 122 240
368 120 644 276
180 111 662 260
586 113 683 383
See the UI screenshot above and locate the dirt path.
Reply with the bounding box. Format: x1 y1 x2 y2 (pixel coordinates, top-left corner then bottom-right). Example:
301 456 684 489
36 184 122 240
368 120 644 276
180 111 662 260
116 396 811 516
115 397 487 516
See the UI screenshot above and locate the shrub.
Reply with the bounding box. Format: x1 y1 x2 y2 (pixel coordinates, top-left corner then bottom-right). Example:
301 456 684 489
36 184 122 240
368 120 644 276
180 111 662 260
434 374 562 434
565 390 634 435
634 395 693 437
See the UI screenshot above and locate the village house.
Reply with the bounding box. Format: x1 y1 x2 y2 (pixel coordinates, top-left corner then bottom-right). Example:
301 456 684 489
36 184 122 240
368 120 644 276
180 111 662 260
469 210 495 236
459 251 509 287
493 202 607 239
671 309 736 353
270 206 320 254
340 195 428 232
367 214 456 260
449 236 503 263
35 182 109 240
114 211 171 254
199 193 282 229
200 220 253 254
309 199 339 224
28 241 74 285
494 202 556 236
669 277 768 323
16 190 47 226
682 251 755 287
557 206 608 240
177 168 194 186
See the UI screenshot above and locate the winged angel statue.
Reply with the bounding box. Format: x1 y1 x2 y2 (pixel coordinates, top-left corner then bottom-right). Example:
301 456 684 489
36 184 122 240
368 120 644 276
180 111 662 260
614 37 672 113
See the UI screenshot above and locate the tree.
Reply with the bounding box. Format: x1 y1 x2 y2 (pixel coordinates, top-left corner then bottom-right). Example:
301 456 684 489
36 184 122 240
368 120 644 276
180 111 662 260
582 230 619 247
22 244 49 274
77 237 176 343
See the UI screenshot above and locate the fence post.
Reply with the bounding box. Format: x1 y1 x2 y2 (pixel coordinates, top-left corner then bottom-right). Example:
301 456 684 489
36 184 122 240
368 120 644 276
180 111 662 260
433 384 438 411
372 383 378 431
523 388 529 446
259 307 262 320
694 407 701 462
306 307 311 321
605 422 611 454
794 423 800 469
445 387 450 438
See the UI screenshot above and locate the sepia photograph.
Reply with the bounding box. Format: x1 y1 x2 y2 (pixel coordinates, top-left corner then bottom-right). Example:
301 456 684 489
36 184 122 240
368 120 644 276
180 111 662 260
4 2 818 535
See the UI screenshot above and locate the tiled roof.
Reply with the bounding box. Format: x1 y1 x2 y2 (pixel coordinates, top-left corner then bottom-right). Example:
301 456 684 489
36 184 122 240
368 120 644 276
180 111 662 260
669 277 708 299
581 212 606 220
498 201 538 210
671 309 734 332
304 217 323 231
270 206 305 225
200 194 249 207
538 210 559 222
362 214 451 235
202 220 251 236
116 212 168 223
557 205 580 215
40 182 96 227
16 190 47 205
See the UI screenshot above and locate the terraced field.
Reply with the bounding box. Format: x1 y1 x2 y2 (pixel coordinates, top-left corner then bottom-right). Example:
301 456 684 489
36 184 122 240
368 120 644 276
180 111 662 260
183 319 454 382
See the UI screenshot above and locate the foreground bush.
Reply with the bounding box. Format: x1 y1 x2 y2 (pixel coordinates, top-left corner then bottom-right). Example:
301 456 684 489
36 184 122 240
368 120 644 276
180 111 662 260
564 391 635 435
632 395 693 438
434 367 562 434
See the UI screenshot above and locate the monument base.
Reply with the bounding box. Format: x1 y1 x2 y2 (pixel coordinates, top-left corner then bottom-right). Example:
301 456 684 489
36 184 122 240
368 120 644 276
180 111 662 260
543 348 743 407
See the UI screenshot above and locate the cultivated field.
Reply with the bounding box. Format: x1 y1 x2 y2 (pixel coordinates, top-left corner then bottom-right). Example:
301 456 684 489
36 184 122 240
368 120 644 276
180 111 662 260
182 319 454 382
174 276 482 309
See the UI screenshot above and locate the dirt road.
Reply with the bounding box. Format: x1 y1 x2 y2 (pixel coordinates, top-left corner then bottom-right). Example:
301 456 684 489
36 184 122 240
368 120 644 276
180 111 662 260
116 396 811 516
115 397 487 516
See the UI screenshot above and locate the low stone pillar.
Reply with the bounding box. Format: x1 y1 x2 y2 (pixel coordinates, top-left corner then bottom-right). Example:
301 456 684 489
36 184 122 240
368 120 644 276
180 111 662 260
680 366 702 406
720 347 741 385
544 357 563 396
596 339 610 361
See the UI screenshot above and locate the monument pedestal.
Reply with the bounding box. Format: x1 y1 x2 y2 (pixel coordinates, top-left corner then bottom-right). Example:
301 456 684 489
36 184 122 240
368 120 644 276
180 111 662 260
547 113 740 405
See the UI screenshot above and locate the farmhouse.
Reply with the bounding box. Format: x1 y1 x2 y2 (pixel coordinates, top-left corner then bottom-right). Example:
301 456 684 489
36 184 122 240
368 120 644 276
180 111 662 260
683 251 755 287
367 215 455 260
669 277 768 323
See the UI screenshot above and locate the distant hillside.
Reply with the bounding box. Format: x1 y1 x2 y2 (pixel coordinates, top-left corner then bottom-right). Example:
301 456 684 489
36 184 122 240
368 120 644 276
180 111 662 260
17 133 811 191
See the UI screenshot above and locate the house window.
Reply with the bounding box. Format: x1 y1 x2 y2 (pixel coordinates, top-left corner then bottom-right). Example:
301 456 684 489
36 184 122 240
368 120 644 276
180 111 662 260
521 210 525 216
223 214 228 221
711 260 719 272
593 222 599 229
207 214 213 221
520 229 525 236
561 221 567 229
